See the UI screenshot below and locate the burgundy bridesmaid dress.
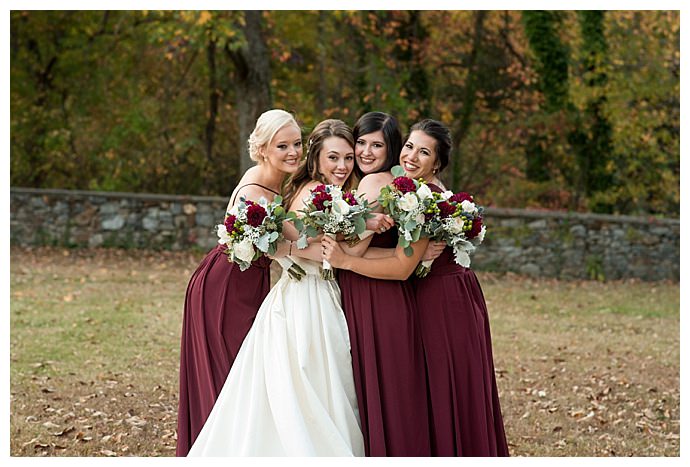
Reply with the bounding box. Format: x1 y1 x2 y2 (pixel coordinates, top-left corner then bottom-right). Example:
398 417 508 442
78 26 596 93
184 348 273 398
337 228 430 456
412 184 509 456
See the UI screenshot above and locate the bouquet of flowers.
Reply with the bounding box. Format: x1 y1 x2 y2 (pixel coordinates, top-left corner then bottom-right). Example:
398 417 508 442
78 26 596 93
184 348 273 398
288 184 372 280
216 195 305 280
414 190 487 277
377 165 437 257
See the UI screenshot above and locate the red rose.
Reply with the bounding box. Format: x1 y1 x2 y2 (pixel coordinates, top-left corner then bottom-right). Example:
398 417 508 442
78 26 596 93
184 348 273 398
343 192 358 206
438 201 456 218
450 192 474 204
246 203 268 227
467 216 483 239
224 214 238 234
392 176 416 194
312 191 332 211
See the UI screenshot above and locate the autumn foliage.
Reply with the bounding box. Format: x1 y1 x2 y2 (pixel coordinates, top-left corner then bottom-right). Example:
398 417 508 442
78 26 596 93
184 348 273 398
10 11 679 216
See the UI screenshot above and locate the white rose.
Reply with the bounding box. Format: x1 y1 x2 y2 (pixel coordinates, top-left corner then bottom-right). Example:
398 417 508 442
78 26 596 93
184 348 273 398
441 190 454 201
216 224 233 245
461 200 476 213
416 212 426 225
232 237 256 263
417 183 433 200
398 192 420 212
448 217 464 234
333 198 351 216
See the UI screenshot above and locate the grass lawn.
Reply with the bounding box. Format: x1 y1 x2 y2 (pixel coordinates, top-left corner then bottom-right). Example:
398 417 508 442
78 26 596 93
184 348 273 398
9 246 680 456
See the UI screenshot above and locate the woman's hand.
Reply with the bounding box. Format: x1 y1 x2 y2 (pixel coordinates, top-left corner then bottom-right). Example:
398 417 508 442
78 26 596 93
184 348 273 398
321 235 349 269
306 232 324 244
421 240 446 261
365 212 395 234
268 239 292 259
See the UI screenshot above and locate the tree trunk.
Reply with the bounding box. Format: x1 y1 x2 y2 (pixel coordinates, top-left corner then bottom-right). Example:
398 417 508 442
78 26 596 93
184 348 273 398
450 10 486 191
577 10 614 211
521 11 570 183
316 11 327 114
205 36 218 164
227 11 272 174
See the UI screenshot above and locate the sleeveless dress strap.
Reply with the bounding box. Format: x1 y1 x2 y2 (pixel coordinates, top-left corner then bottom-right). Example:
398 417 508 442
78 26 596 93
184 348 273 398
231 183 281 205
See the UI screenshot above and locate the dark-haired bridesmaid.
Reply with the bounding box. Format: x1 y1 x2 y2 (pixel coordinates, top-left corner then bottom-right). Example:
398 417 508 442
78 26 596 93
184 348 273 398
402 119 509 456
324 111 431 456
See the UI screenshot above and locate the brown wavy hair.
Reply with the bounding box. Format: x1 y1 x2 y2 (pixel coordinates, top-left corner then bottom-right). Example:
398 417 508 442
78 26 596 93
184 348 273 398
283 119 358 209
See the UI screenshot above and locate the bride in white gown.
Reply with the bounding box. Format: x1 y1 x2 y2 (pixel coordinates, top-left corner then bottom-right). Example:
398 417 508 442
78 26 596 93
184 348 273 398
188 119 365 457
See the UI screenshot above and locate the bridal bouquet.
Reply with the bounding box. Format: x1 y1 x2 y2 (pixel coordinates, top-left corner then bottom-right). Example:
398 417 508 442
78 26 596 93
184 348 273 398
414 190 487 277
377 165 437 257
288 184 371 280
216 196 305 279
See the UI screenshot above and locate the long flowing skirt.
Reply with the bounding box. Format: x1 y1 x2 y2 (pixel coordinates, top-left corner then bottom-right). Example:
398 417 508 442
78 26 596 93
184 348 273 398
188 257 364 456
339 269 430 456
415 252 509 456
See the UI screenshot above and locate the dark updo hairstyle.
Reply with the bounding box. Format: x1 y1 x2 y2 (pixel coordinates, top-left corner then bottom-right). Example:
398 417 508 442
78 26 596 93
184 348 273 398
406 119 452 173
353 111 403 174
283 119 357 209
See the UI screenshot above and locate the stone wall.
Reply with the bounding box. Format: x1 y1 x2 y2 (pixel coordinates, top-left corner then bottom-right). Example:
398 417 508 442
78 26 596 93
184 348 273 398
10 187 679 281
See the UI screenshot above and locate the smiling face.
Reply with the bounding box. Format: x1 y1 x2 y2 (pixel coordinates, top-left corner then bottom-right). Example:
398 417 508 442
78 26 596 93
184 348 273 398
399 130 439 181
318 136 355 186
260 124 303 174
355 130 387 175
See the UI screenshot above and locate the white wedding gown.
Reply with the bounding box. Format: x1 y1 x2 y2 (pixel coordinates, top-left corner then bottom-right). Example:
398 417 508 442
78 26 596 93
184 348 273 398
188 256 364 456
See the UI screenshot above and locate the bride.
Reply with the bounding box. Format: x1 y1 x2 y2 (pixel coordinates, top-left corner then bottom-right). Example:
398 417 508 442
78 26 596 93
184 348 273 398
188 119 365 456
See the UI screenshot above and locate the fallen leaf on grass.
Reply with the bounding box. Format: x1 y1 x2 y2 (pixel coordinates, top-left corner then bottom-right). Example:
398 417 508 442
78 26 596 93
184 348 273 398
52 425 75 437
125 415 147 428
100 449 117 457
22 437 48 448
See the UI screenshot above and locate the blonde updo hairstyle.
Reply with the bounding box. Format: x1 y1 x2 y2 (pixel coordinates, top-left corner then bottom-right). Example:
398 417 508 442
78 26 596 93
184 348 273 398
248 109 300 164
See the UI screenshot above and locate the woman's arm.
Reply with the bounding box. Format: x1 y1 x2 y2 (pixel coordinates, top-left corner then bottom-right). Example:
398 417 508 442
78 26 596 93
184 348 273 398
362 247 397 259
322 235 429 280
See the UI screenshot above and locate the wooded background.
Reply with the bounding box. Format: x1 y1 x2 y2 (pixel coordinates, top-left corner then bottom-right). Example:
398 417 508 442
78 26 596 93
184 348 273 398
10 10 680 216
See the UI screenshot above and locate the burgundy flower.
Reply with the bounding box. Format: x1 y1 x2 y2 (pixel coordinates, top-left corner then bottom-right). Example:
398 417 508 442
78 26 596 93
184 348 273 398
392 176 416 194
467 216 483 239
313 184 328 194
438 201 456 218
224 214 238 234
343 191 358 206
246 203 268 227
450 192 474 204
312 191 332 211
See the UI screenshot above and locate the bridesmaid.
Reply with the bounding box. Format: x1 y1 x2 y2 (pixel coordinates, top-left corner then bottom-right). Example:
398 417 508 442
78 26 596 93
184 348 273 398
176 109 303 456
324 112 431 456
402 119 509 456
